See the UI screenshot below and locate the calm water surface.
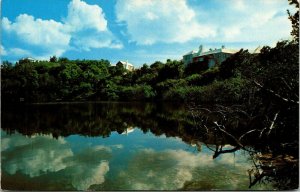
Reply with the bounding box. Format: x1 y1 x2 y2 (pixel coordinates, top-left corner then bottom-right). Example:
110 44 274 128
1 102 274 190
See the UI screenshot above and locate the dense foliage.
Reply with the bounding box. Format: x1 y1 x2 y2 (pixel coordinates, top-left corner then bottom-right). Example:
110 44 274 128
1 39 298 105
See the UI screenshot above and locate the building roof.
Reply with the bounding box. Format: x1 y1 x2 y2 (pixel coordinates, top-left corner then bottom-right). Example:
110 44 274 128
198 48 237 56
183 45 237 57
20 57 36 61
117 60 134 66
183 49 202 56
121 127 135 135
252 46 262 54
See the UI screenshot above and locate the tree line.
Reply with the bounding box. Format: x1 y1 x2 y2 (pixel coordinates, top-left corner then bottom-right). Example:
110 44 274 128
1 40 298 105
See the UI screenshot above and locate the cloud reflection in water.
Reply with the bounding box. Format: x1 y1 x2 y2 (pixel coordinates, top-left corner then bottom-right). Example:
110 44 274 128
1 131 113 190
113 148 252 190
1 130 271 190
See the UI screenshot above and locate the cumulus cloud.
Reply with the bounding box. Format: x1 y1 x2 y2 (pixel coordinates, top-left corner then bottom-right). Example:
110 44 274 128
3 14 70 47
116 0 291 46
115 0 216 45
64 0 123 51
215 0 292 43
2 0 291 62
2 14 70 58
65 0 107 32
1 0 122 59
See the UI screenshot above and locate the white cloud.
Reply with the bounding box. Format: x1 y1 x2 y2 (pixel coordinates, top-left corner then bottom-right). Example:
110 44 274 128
115 0 216 45
65 0 107 32
1 0 122 59
63 0 121 50
71 31 123 51
64 0 122 50
231 0 246 11
3 14 70 49
215 0 292 43
1 45 7 56
116 0 291 46
7 48 32 57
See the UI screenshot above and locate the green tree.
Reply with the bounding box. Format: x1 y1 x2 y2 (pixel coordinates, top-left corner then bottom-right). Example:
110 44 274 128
219 49 250 79
14 62 39 102
141 64 150 74
184 59 209 76
119 85 156 101
58 62 82 99
157 60 184 82
58 57 69 63
287 0 299 43
114 62 126 76
50 56 57 62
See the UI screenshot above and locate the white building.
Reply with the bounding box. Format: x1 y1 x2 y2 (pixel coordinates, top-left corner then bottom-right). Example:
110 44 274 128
183 45 204 65
19 57 37 62
116 61 134 71
121 127 135 135
183 45 238 68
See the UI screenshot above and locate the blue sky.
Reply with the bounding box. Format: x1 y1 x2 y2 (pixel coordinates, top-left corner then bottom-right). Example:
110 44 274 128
1 0 293 67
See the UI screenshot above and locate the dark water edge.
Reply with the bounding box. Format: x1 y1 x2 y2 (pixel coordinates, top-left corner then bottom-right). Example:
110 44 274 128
1 102 298 190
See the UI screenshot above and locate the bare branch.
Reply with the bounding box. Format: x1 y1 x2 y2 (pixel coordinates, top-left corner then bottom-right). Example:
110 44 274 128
259 127 268 138
239 129 260 141
213 122 245 148
267 111 280 135
253 81 299 104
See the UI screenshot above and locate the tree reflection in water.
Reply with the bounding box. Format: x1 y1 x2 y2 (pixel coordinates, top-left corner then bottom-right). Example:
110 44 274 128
2 102 298 190
189 103 298 190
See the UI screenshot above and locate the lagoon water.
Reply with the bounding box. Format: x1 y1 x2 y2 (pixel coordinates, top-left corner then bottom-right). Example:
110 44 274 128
1 102 274 190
